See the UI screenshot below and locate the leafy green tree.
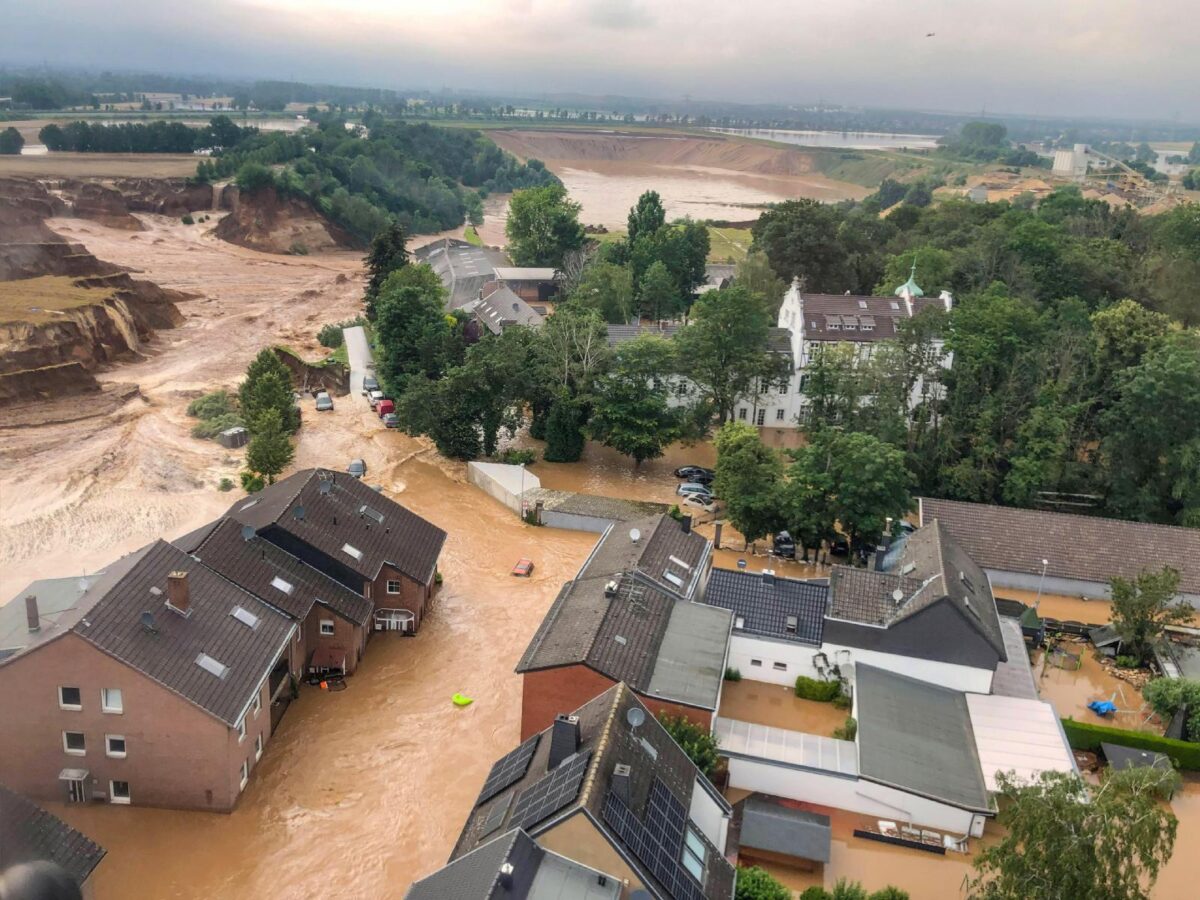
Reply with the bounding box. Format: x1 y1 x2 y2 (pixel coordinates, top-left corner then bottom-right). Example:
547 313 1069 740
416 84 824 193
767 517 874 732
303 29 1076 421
873 178 908 209
373 265 455 394
628 218 710 296
396 374 484 459
589 336 681 466
753 199 851 291
1142 677 1200 741
627 190 666 244
967 767 1179 900
505 183 585 267
0 127 24 155
657 712 719 779
244 408 294 485
637 260 679 321
364 221 409 316
537 305 610 398
713 422 786 548
734 866 790 900
569 261 634 324
1109 567 1192 664
235 161 276 193
239 350 299 434
543 396 587 462
675 284 788 424
735 250 787 315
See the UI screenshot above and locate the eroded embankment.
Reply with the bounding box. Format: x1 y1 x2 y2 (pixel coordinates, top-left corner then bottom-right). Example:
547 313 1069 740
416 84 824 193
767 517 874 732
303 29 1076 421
214 186 353 255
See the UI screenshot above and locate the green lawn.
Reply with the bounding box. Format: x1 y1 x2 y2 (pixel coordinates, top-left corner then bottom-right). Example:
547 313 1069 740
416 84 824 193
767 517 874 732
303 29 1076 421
589 225 752 264
463 225 483 247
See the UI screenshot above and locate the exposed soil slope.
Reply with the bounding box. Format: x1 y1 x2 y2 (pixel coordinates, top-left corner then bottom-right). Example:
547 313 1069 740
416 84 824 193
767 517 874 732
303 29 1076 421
214 186 351 254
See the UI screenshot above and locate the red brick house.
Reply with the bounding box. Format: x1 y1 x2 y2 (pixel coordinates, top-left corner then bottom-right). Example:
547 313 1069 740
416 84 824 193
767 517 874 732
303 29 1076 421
0 541 299 812
222 469 447 636
516 515 730 739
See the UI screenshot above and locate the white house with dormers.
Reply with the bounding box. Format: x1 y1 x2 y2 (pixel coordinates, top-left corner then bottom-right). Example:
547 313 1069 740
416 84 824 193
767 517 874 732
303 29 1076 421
732 270 954 431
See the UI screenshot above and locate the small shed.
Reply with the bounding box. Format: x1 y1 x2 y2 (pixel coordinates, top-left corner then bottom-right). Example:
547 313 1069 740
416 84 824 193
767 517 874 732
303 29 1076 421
219 426 249 449
1088 624 1123 656
1101 742 1172 775
737 795 832 871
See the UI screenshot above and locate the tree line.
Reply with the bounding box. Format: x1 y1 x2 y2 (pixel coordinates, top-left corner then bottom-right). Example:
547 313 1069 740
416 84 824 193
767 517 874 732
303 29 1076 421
38 116 254 154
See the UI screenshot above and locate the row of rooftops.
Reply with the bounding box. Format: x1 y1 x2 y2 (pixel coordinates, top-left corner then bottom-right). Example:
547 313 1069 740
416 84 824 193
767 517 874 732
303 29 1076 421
1 469 446 728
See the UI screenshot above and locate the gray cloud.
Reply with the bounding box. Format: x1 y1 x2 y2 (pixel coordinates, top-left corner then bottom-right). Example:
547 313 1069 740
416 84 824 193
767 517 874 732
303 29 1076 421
1 0 1196 121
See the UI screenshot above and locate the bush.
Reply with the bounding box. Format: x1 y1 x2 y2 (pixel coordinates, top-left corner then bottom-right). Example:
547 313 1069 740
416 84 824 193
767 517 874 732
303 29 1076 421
1115 654 1141 669
725 667 742 682
735 866 790 900
832 716 857 741
497 447 536 466
240 471 265 493
187 390 235 420
657 712 720 779
317 317 367 349
218 478 234 492
833 692 852 710
795 675 842 702
1061 716 1200 770
181 214 195 225
191 413 244 440
1142 677 1200 741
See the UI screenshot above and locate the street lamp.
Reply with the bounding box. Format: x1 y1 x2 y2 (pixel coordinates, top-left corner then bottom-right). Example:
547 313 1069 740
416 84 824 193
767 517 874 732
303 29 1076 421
1034 558 1049 610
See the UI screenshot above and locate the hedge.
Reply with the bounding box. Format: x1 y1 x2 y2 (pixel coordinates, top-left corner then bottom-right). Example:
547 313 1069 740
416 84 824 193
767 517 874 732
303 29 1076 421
795 676 842 702
1060 717 1200 770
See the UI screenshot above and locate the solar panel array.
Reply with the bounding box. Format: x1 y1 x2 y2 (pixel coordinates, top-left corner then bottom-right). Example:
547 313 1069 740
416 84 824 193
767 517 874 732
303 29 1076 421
509 751 592 831
601 779 705 900
476 734 540 806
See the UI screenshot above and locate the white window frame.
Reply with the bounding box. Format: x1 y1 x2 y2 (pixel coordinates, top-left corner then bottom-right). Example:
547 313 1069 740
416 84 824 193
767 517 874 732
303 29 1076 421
101 687 123 714
755 408 766 426
749 659 762 667
682 826 706 882
737 408 747 420
58 686 82 711
319 619 335 636
255 733 263 761
236 716 246 742
239 760 249 791
63 731 86 756
109 780 131 805
105 734 127 758
386 580 402 595
773 661 788 672
252 692 262 718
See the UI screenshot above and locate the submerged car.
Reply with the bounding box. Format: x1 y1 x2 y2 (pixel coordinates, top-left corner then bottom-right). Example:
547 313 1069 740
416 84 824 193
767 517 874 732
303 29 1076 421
315 391 334 411
772 530 796 559
348 458 367 479
511 558 535 577
674 465 714 480
681 494 719 514
676 482 714 500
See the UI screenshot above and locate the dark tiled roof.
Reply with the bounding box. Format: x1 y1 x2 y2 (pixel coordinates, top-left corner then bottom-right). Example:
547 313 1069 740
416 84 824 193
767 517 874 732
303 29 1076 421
0 785 106 885
516 517 727 708
919 497 1200 595
855 664 990 813
765 327 792 353
793 293 945 343
72 541 295 727
172 518 222 554
225 469 447 585
407 829 542 900
828 568 920 626
704 568 826 645
606 323 681 346
188 518 372 626
454 684 736 900
474 285 544 334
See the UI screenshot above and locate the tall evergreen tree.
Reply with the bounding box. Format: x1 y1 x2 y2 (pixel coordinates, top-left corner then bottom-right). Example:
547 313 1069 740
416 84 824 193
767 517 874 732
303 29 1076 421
364 221 409 317
245 408 295 485
627 190 666 245
239 350 299 434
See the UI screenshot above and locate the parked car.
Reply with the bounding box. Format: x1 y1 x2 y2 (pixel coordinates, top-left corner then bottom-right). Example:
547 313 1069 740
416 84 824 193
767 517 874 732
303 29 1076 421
368 389 384 409
348 458 367 479
511 558 535 577
772 530 796 559
677 482 714 499
681 494 719 514
377 399 395 417
381 412 400 428
315 391 334 412
362 375 379 396
673 465 714 480
830 537 850 556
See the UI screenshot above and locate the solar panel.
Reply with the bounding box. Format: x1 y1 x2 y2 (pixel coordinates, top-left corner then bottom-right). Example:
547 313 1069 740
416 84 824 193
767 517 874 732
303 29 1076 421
509 751 591 831
602 779 705 900
476 734 540 806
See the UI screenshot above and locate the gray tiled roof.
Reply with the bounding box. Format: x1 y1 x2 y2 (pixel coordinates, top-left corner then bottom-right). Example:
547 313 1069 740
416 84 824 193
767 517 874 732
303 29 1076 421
704 568 826 646
188 518 372 626
0 784 106 885
225 469 447 586
414 238 511 310
72 540 295 727
919 497 1200 595
855 664 990 813
454 684 736 900
737 795 831 863
798 293 944 342
408 829 541 900
606 323 681 346
474 285 544 334
828 568 920 626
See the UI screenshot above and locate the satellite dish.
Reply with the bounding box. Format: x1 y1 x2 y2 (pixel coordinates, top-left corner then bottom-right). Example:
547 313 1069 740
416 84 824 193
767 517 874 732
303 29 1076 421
892 589 904 603
319 480 333 495
626 707 646 730
293 505 306 521
241 525 255 542
629 528 641 544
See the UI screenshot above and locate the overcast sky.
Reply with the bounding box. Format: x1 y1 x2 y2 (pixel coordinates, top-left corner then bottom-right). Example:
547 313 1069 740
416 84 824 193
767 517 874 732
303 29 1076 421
5 0 1197 121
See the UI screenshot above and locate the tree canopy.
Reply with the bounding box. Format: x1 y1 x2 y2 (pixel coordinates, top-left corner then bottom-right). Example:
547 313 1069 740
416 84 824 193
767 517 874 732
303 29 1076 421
506 183 586 268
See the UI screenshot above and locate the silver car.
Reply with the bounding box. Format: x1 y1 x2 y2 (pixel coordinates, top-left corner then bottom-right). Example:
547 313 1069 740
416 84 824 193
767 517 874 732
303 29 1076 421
348 458 367 478
676 482 714 500
315 391 334 411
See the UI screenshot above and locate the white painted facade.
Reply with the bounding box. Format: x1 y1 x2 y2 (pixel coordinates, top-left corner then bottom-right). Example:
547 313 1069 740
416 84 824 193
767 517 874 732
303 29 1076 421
726 632 995 694
688 777 730 853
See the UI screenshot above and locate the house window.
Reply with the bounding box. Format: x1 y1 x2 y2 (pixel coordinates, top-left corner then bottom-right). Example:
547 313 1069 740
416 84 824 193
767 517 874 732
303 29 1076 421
255 733 263 761
59 686 82 710
755 409 766 426
682 827 707 882
110 780 131 805
775 409 785 421
63 731 86 755
320 620 335 636
799 374 810 391
101 688 123 714
386 580 402 595
737 408 747 420
750 659 763 667
236 717 246 742
240 761 249 791
252 693 262 718
773 662 788 672
106 735 127 758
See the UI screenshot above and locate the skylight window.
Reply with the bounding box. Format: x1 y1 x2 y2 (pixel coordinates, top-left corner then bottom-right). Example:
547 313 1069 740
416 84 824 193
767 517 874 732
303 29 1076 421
359 505 385 524
890 301 900 310
735 616 745 629
857 300 868 309
667 555 692 572
663 570 684 588
195 652 229 679
240 499 259 511
230 606 260 629
341 543 363 561
270 576 294 595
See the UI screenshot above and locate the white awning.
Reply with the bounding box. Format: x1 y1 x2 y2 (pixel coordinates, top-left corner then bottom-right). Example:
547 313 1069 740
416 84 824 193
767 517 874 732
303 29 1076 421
966 694 1077 791
716 717 858 776
58 768 89 781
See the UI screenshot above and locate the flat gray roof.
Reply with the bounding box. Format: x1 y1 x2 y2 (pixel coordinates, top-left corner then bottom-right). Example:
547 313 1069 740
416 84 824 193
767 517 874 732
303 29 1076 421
740 796 832 863
990 617 1038 700
647 601 731 709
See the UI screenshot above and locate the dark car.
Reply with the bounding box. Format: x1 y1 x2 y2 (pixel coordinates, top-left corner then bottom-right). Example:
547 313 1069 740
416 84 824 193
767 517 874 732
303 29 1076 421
674 465 714 480
381 412 400 428
772 530 796 559
362 375 380 395
348 458 367 479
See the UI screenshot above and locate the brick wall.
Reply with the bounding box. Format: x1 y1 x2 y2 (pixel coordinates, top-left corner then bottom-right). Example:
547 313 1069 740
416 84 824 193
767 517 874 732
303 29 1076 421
0 634 271 812
302 607 366 674
368 564 432 633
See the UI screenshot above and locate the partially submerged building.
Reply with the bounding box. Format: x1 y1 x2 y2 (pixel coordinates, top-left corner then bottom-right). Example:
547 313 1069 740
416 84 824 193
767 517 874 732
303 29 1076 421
516 515 730 738
444 683 736 900
492 266 558 306
0 784 106 896
414 238 511 310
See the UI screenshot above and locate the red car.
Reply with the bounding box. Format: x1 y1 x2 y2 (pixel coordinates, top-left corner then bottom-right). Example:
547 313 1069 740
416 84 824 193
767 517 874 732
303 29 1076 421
511 558 534 577
377 399 395 417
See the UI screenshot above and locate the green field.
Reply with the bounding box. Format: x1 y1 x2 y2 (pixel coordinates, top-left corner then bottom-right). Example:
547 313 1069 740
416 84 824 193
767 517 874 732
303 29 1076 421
589 225 751 264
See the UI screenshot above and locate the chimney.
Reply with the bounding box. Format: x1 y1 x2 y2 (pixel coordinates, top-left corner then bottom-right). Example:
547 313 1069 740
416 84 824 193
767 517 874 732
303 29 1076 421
680 515 692 535
611 763 632 805
498 862 514 892
548 714 580 769
167 571 191 615
25 595 39 632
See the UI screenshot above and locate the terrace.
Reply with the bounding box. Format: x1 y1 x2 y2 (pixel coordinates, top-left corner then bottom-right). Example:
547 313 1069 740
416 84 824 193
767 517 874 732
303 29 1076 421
718 678 848 737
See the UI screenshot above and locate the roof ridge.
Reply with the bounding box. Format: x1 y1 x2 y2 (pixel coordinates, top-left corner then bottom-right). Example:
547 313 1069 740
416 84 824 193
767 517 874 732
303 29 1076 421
578 683 625 808
923 496 1196 534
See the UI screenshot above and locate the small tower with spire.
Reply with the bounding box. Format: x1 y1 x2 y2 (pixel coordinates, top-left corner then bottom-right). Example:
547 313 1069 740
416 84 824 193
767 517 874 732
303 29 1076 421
895 258 924 316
